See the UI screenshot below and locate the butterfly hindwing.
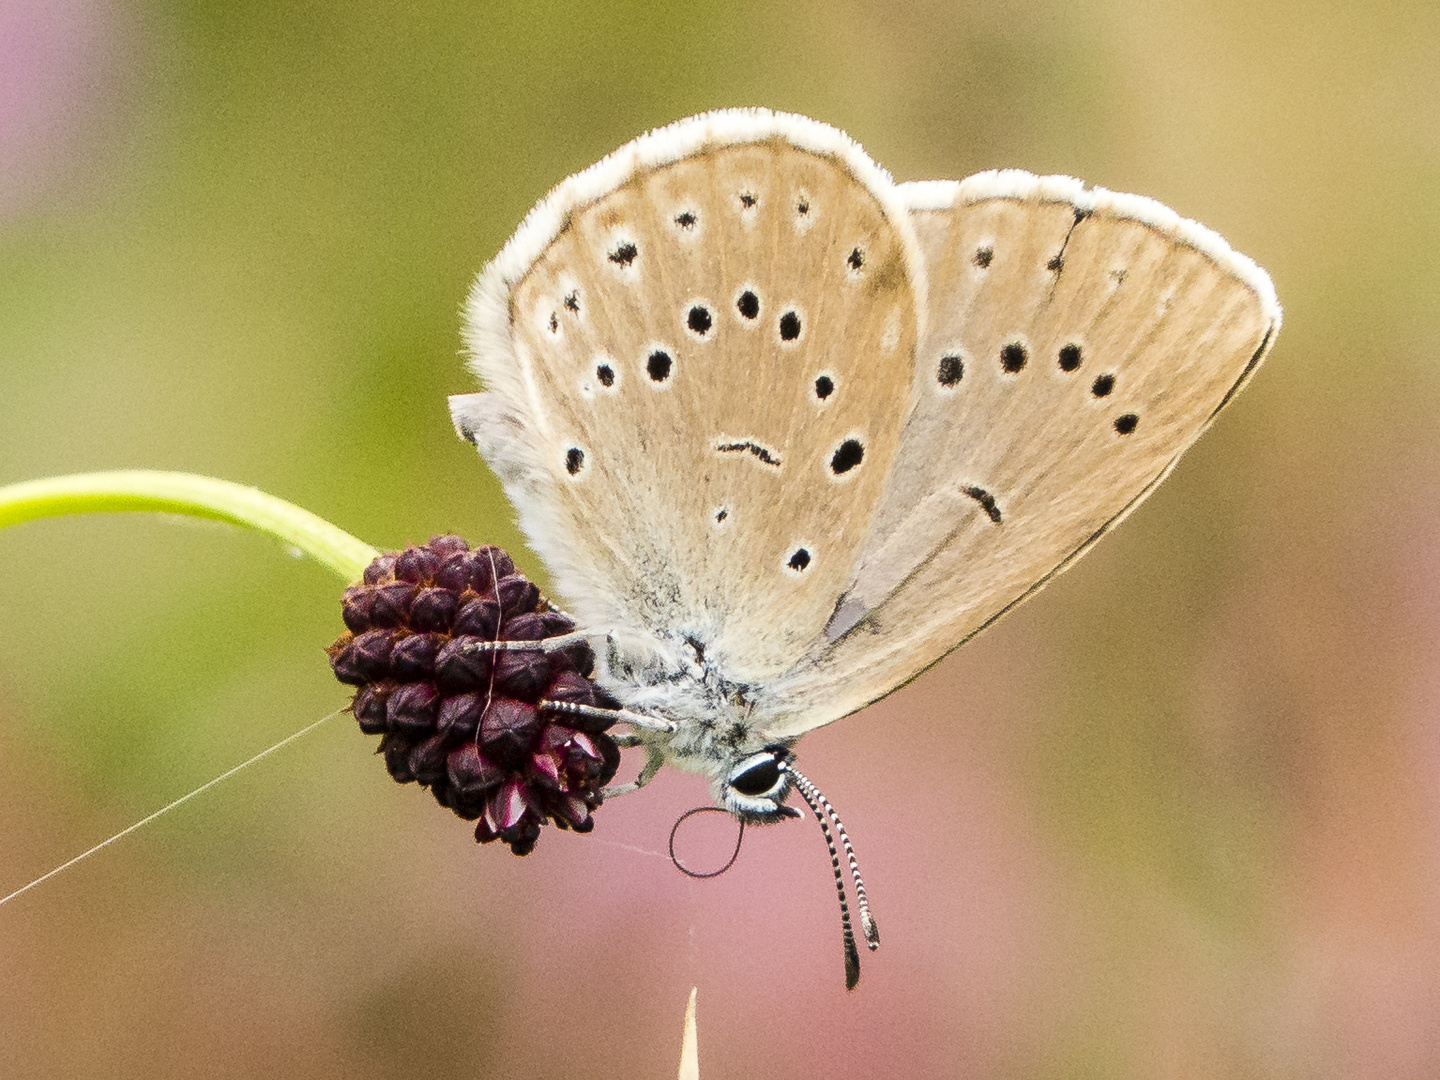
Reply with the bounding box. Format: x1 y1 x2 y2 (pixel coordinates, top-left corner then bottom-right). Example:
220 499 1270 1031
763 172 1280 734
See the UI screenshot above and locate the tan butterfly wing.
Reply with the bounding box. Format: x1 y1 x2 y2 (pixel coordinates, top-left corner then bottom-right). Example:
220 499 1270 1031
763 171 1281 735
452 110 925 682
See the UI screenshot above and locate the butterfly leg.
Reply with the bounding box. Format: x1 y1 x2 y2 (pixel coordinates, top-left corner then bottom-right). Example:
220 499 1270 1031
536 700 672 796
539 699 676 733
461 630 596 654
603 744 666 799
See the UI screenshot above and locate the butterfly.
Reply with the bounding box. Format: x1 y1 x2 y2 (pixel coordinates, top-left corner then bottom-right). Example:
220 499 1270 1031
448 108 1280 986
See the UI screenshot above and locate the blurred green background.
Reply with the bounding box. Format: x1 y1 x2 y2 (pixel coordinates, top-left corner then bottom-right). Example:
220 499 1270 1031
3 0 1439 1076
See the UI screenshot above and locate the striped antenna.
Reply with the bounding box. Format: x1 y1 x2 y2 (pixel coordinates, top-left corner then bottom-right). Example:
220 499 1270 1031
783 763 878 989
792 767 879 950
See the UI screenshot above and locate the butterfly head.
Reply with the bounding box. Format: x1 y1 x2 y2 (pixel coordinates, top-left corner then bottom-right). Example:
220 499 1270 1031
718 745 803 824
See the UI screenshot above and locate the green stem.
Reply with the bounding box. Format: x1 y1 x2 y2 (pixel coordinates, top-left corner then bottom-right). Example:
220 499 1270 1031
0 471 379 582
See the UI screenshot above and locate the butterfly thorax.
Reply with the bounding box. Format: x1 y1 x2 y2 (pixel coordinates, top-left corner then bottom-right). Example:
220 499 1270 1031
595 627 797 807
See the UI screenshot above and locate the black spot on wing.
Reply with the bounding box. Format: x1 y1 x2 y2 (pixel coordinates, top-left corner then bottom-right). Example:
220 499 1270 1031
963 486 1002 523
688 305 713 335
717 440 781 467
830 439 864 474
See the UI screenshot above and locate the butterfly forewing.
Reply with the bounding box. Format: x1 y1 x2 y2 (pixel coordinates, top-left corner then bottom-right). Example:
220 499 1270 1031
457 116 922 682
763 174 1280 734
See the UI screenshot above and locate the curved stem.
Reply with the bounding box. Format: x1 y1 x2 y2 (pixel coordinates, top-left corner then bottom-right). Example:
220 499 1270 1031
0 471 379 582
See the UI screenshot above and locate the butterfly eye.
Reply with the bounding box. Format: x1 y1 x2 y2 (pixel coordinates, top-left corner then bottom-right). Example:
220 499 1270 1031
729 756 784 798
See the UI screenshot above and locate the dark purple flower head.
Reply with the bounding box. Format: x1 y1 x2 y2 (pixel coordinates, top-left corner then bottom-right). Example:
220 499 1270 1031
327 536 620 855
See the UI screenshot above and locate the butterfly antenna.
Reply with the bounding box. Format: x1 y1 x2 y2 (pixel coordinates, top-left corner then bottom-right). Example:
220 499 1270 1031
783 763 871 990
789 766 880 950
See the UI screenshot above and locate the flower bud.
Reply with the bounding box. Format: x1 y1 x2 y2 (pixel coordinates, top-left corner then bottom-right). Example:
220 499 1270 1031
469 546 514 591
369 583 415 628
434 552 473 593
427 534 469 558
447 741 507 797
394 544 440 584
387 681 440 736
331 629 395 685
480 698 541 769
493 650 551 700
495 574 541 617
436 691 483 740
409 733 451 786
341 586 377 633
452 597 502 638
352 684 391 735
363 552 398 585
433 636 492 692
408 587 459 633
388 632 443 681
